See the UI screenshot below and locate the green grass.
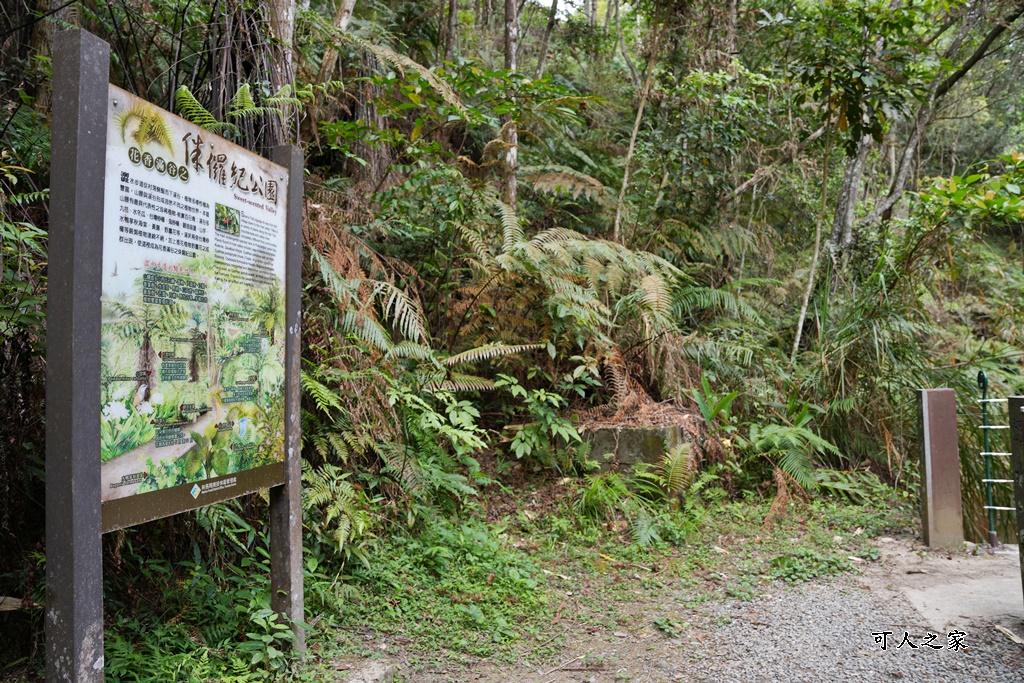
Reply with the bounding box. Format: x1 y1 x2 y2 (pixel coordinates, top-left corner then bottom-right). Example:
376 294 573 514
0 488 914 682
330 516 550 660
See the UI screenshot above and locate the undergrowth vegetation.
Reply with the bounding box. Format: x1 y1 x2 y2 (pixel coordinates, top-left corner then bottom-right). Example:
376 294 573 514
2 0 1024 680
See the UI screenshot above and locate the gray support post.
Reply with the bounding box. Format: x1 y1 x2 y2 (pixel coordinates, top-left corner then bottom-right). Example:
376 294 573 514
917 389 963 548
269 145 305 652
1008 397 1024 610
46 30 110 683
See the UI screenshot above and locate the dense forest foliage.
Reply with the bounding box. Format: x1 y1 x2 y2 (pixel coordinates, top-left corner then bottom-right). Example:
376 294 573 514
2 0 1024 679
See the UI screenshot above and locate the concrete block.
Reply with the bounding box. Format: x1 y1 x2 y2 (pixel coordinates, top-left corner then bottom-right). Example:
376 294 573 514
917 388 963 548
584 425 686 470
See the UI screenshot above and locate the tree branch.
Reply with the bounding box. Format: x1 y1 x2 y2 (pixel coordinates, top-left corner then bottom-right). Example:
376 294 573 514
719 125 826 207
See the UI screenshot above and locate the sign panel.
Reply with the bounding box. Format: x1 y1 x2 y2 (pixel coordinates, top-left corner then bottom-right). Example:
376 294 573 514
100 85 288 530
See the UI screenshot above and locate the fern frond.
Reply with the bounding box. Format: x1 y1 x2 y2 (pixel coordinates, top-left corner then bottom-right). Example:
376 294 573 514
374 280 427 343
325 431 351 463
431 373 497 393
458 222 492 263
528 227 589 245
660 443 693 496
378 441 426 492
679 338 756 367
301 371 345 413
386 340 434 360
521 165 606 201
115 103 176 150
340 310 394 353
778 448 817 492
495 199 524 254
311 246 427 351
640 274 672 318
441 342 542 367
173 86 239 136
324 28 468 118
630 512 663 547
227 83 286 120
264 83 304 108
676 285 763 323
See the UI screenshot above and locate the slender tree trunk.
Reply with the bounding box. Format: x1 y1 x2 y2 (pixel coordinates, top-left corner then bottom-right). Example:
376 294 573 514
269 0 297 144
318 0 358 83
136 333 155 402
827 136 872 255
268 0 296 90
791 126 834 364
445 0 459 61
30 0 75 112
502 0 519 207
613 29 662 244
207 304 217 389
726 0 739 58
190 342 200 383
615 2 641 91
437 0 447 63
535 0 558 78
604 0 615 30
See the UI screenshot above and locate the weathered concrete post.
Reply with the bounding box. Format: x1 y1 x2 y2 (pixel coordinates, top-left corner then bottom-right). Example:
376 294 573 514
47 29 110 683
269 145 305 652
917 389 963 548
1007 397 1024 611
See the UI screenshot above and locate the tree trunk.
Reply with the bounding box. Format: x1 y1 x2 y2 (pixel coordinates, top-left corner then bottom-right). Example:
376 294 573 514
791 126 834 364
502 0 519 207
445 0 459 61
318 0 359 83
726 0 739 58
268 0 297 145
827 136 872 256
29 0 75 113
268 0 296 90
615 2 641 92
535 0 558 78
613 29 662 244
136 333 155 403
190 343 200 383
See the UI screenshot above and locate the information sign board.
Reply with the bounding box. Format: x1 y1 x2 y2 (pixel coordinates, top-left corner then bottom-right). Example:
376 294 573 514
99 86 288 531
48 33 304 679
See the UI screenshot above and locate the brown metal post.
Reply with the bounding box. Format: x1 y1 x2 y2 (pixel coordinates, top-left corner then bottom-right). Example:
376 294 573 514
269 145 305 652
46 29 110 683
1008 397 1024 612
917 388 963 548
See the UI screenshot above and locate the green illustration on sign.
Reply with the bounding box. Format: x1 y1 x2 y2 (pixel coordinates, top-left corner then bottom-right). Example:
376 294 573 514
100 85 288 519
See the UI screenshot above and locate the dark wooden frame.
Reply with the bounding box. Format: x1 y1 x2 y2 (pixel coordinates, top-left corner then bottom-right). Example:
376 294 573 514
47 29 304 682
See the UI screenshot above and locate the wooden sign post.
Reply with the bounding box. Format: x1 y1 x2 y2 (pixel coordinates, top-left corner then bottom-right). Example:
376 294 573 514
1008 397 1024 614
47 29 304 682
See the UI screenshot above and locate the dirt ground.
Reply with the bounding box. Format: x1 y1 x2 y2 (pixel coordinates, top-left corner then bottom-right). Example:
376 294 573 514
336 536 1024 683
866 536 1023 634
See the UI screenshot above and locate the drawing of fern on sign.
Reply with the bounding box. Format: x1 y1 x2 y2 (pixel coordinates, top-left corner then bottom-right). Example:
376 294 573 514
115 103 174 151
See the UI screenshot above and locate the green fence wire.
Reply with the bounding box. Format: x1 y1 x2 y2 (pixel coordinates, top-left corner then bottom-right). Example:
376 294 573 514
976 370 1016 548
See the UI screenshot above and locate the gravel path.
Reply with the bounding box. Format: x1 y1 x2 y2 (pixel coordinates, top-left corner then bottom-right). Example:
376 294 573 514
664 580 1023 683
346 539 1024 683
373 571 1024 683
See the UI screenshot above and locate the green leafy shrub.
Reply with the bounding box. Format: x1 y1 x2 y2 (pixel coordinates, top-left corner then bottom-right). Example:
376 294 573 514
770 549 853 583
